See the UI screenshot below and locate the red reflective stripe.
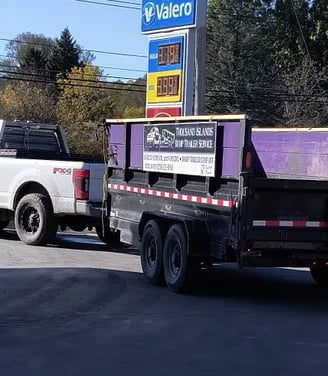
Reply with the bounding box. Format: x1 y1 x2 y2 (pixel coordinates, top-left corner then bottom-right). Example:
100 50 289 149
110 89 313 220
252 220 328 228
294 221 306 228
266 220 279 227
108 184 234 208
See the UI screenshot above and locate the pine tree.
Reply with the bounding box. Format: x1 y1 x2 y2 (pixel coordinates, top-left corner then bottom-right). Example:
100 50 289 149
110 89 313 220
19 47 48 75
48 28 82 79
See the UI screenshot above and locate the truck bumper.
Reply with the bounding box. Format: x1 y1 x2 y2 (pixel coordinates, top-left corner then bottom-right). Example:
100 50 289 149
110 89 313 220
75 200 103 218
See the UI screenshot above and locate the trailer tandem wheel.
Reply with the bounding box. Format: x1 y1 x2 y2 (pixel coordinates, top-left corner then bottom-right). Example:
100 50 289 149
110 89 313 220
163 224 196 293
141 219 165 285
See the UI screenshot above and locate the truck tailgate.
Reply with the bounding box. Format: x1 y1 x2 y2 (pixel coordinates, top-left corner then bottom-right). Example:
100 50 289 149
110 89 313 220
88 163 106 202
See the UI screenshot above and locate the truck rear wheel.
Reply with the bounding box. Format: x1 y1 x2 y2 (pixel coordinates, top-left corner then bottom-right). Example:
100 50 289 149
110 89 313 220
141 220 165 285
14 193 58 246
163 224 193 293
310 266 328 286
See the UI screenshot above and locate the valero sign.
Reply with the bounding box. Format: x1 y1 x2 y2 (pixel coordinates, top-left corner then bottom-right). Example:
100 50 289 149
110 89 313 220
141 0 196 33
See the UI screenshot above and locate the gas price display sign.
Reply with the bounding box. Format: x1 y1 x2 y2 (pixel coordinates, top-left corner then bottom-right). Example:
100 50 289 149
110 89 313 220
147 35 184 104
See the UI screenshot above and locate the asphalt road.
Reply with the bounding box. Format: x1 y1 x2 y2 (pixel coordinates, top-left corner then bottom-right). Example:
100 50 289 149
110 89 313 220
1 229 328 376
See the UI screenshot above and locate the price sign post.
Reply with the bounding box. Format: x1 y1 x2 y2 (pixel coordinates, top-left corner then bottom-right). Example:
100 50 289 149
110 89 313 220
141 0 207 117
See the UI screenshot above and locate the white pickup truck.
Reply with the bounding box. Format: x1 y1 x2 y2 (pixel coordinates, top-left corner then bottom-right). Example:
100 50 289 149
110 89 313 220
0 119 110 245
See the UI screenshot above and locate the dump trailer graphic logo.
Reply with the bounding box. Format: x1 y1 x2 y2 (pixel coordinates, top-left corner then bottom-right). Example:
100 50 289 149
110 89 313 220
146 127 162 146
143 122 217 176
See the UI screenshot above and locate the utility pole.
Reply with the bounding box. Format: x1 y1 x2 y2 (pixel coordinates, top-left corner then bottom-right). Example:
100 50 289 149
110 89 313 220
194 1 208 115
194 25 207 115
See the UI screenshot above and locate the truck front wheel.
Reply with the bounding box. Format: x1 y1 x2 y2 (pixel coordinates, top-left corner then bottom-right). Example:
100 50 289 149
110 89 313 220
141 220 164 285
310 266 328 286
14 193 58 246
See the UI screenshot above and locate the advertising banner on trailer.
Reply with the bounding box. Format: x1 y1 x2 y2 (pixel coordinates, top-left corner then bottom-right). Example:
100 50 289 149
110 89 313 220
143 122 217 176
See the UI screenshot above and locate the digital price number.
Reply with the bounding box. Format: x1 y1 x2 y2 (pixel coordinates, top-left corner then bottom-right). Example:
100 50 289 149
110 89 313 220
158 43 181 66
157 75 179 96
147 36 184 104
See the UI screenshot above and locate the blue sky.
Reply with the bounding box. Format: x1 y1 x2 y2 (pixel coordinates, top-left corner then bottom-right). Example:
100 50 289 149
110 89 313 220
0 0 148 79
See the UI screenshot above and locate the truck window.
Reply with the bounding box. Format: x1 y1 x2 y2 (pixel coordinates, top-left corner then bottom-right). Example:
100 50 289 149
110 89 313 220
0 125 63 153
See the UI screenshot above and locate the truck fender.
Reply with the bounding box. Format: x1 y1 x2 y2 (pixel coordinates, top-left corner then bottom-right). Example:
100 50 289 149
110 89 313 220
12 181 52 211
139 211 209 257
8 169 59 211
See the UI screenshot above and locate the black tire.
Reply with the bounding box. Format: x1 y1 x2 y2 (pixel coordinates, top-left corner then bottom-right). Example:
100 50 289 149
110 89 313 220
310 267 328 286
140 219 165 285
14 193 58 246
163 224 193 293
96 225 120 245
0 220 9 231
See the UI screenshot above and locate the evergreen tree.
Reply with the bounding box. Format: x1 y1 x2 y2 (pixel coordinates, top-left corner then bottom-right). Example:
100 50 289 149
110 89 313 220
205 0 280 125
19 47 48 76
48 28 82 79
270 0 311 72
0 33 55 78
309 0 328 66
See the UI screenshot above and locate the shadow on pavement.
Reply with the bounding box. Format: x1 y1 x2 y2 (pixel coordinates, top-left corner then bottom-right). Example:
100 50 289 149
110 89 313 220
0 228 139 256
193 264 328 310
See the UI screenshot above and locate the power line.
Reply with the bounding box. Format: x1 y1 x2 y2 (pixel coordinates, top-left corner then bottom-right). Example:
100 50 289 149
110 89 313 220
0 37 147 59
103 0 141 5
2 67 327 104
0 62 145 82
2 73 327 104
73 0 140 10
0 69 146 89
0 54 146 74
0 74 146 93
290 0 311 59
97 64 145 74
205 89 328 104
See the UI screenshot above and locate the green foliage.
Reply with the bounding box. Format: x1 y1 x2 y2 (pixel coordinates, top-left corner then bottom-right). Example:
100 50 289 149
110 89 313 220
0 28 146 154
309 0 328 65
6 32 55 67
0 82 57 123
110 76 146 117
206 0 328 126
206 0 280 124
271 0 310 71
48 28 83 80
121 106 145 118
19 47 48 75
57 64 115 155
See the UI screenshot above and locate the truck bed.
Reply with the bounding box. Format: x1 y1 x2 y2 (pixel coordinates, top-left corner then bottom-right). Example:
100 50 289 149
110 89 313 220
0 149 101 163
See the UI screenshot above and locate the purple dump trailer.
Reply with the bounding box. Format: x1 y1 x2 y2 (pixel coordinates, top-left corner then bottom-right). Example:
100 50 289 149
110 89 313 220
103 115 328 293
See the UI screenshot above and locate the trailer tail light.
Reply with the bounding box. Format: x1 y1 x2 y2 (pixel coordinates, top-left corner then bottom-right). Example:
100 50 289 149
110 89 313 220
244 150 252 171
73 169 89 200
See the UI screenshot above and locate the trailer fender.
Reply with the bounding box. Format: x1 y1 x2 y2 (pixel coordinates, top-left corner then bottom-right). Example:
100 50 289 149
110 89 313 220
139 211 209 257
